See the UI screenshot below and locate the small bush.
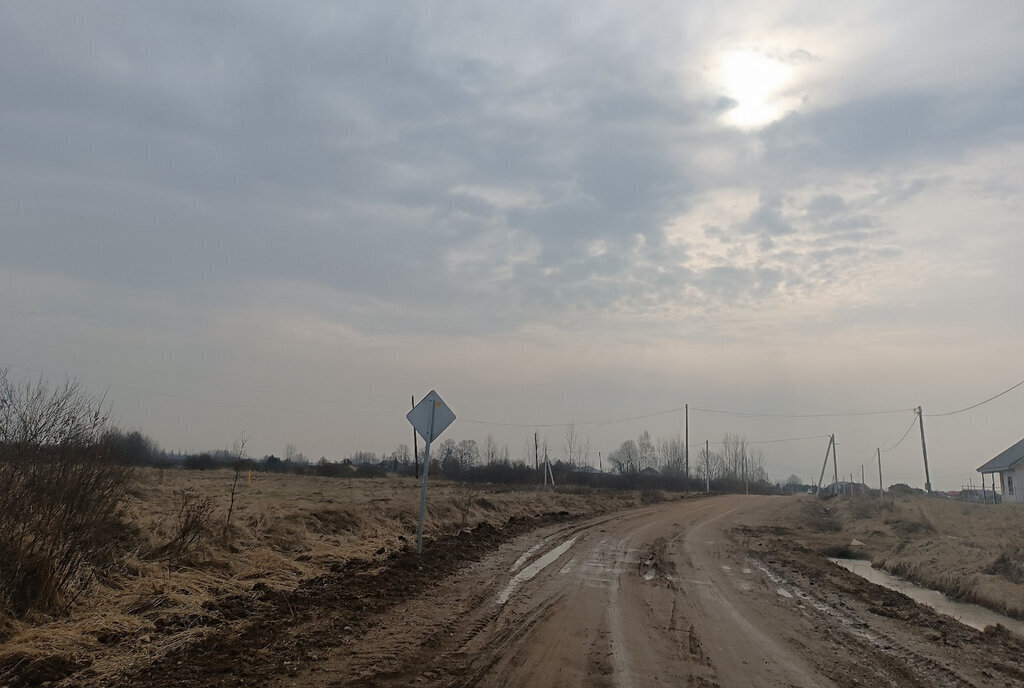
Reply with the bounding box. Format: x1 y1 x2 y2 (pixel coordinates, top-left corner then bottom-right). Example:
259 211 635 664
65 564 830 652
985 547 1024 584
0 370 134 614
452 482 479 525
151 489 217 563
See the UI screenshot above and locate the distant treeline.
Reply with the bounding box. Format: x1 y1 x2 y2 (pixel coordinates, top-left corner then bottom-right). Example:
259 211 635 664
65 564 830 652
114 430 782 495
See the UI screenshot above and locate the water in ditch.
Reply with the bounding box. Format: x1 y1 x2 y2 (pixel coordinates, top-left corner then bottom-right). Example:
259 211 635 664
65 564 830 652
830 558 1024 636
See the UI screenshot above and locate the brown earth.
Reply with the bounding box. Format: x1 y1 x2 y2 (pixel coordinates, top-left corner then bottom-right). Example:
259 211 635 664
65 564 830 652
0 469 650 687
5 479 1024 687
769 493 1024 620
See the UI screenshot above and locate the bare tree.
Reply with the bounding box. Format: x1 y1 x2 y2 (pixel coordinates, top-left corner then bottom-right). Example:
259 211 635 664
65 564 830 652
0 369 132 614
721 433 748 481
657 435 686 477
484 434 500 464
637 430 657 471
564 424 578 468
609 439 639 475
697 444 722 484
225 433 248 533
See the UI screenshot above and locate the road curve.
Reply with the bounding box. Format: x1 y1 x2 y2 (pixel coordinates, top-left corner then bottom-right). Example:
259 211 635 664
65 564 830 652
455 494 823 687
288 494 1019 688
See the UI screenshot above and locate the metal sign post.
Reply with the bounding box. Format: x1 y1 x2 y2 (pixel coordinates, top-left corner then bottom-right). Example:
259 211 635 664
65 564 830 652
407 390 455 553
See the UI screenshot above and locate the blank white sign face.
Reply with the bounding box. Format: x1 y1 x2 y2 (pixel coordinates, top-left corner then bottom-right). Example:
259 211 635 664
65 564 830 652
407 389 455 443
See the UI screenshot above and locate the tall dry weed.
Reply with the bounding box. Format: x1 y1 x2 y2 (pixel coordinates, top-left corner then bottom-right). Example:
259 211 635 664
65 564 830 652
150 489 218 564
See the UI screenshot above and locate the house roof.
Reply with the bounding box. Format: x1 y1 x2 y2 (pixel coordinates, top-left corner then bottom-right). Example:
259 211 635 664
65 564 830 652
977 437 1024 473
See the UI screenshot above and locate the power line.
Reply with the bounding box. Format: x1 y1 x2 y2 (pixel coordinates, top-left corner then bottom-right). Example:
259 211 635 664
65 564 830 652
689 405 912 419
462 402 914 429
461 404 688 429
924 377 1024 417
880 417 918 453
0 361 403 419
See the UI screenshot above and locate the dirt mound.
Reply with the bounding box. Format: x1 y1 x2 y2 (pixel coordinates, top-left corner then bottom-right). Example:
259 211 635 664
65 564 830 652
114 512 578 688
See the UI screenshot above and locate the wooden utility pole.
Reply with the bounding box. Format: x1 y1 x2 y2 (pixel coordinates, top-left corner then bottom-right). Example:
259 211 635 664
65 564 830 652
831 434 839 492
534 432 539 481
412 395 419 479
816 435 834 496
861 464 865 486
543 446 551 486
877 448 883 496
705 439 710 493
915 407 932 493
684 403 689 480
599 451 602 474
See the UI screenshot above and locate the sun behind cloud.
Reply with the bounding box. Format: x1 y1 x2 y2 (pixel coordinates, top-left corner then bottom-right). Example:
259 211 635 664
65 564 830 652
716 49 796 128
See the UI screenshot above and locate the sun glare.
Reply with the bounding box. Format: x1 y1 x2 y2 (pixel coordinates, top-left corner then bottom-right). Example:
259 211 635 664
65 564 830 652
717 50 793 129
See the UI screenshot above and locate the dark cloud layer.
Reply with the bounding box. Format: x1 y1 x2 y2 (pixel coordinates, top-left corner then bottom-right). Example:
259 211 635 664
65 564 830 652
2 1 1023 337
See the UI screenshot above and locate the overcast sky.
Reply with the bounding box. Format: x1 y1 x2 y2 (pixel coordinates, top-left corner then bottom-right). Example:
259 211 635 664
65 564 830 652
3 2 1023 489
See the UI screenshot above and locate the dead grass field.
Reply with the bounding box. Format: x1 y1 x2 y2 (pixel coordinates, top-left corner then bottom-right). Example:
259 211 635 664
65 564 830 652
773 493 1024 620
0 467 654 685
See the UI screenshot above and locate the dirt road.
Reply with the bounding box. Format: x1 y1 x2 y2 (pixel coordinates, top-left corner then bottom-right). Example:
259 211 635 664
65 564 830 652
318 495 1024 687
121 495 1024 688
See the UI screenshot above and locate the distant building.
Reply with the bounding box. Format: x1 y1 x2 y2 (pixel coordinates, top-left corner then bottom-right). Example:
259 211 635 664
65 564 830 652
819 481 872 497
954 488 1001 504
977 437 1024 504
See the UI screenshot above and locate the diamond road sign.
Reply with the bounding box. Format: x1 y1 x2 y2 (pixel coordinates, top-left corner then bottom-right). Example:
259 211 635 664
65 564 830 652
407 390 455 443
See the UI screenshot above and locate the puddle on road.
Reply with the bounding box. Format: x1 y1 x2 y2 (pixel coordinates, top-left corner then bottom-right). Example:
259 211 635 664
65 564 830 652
497 537 578 604
830 558 1024 636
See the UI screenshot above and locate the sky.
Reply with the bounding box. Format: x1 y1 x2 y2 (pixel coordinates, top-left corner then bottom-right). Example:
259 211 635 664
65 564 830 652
2 1 1024 490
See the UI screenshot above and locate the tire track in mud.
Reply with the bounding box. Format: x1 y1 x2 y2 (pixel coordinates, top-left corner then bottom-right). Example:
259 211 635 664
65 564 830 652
94 512 588 688
739 525 1024 688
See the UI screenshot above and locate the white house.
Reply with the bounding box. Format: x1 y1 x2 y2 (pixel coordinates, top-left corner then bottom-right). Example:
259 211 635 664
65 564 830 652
977 437 1024 504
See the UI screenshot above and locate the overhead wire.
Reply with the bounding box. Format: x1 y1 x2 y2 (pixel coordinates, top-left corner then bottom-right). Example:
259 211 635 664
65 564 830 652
688 405 913 419
924 376 1024 417
0 361 403 419
880 416 919 453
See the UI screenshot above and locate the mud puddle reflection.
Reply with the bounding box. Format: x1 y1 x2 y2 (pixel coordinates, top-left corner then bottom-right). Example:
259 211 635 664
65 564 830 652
831 558 1024 636
497 537 578 604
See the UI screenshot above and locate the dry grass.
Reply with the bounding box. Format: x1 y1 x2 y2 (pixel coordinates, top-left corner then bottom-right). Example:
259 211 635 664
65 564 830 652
0 467 653 685
775 494 1024 620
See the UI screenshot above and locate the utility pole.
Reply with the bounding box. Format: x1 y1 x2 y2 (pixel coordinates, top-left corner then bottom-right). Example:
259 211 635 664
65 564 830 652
684 403 689 481
916 406 932 493
744 450 748 495
412 395 419 479
599 451 602 474
705 439 710 493
861 464 865 486
816 435 834 497
534 432 539 483
877 448 883 496
811 438 835 497
831 434 839 492
543 446 550 487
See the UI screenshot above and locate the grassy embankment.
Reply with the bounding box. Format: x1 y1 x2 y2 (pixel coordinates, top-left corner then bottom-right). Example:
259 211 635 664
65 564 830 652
778 493 1024 619
0 467 659 684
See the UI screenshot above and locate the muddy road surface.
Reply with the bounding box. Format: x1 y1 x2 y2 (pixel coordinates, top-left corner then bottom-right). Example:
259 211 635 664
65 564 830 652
118 495 1024 687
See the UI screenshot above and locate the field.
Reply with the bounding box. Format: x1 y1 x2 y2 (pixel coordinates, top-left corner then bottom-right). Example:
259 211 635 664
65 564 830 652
767 493 1024 620
4 470 1024 687
0 467 654 686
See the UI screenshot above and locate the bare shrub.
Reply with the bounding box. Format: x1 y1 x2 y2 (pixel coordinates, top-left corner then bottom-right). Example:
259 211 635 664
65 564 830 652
452 482 479 526
985 546 1024 584
151 489 217 563
640 489 668 504
0 370 133 614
